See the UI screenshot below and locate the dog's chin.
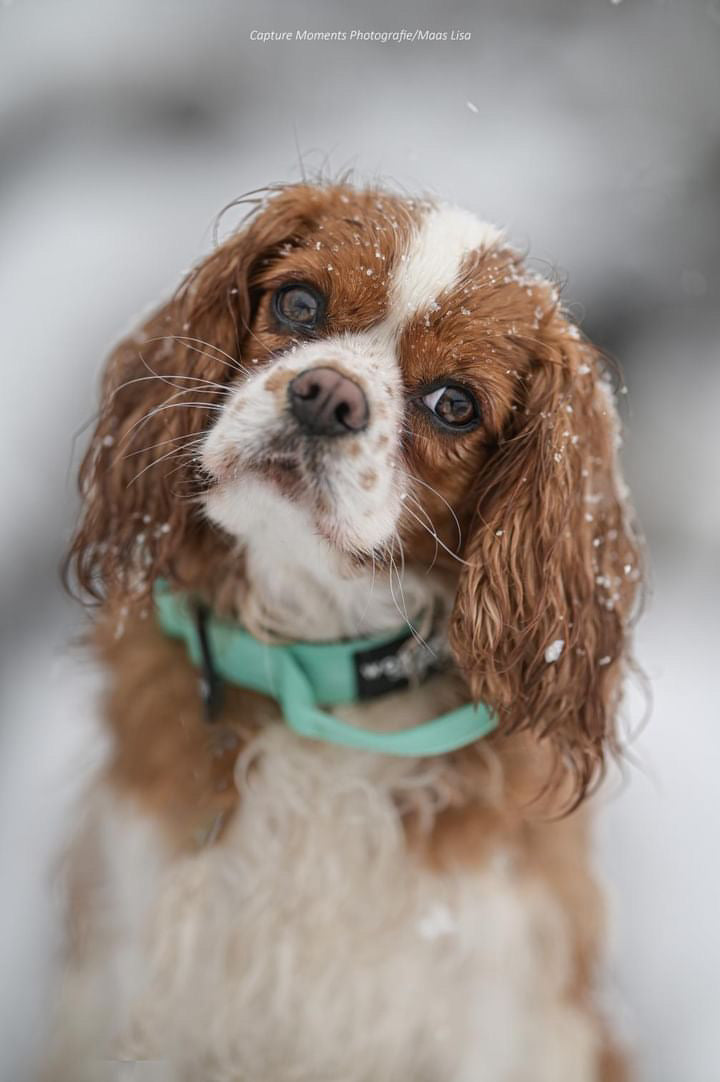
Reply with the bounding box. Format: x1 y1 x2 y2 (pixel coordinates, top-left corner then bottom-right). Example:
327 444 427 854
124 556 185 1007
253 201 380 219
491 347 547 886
246 456 306 501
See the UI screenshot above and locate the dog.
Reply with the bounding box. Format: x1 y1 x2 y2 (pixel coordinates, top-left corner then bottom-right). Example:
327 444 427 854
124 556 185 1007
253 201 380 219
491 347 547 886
45 181 642 1081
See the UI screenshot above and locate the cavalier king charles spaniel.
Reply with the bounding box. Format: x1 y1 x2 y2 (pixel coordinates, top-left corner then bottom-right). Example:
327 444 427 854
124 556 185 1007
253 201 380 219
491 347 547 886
44 181 642 1082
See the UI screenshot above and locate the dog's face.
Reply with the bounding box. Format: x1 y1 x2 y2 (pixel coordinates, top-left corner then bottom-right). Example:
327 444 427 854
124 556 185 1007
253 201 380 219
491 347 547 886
200 193 503 563
70 182 642 798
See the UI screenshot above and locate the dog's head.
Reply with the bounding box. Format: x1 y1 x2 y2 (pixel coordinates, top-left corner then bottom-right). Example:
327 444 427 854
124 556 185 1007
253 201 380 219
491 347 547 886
69 182 642 798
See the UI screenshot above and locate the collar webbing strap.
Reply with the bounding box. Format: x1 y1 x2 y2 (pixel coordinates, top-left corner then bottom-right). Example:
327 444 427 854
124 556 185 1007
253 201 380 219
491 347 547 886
153 580 496 758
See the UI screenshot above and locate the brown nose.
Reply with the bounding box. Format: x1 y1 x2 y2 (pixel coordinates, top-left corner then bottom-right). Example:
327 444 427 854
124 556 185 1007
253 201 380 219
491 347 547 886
288 367 369 437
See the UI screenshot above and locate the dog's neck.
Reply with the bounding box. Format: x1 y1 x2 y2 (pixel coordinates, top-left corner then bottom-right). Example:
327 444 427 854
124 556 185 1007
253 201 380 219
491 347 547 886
205 478 449 643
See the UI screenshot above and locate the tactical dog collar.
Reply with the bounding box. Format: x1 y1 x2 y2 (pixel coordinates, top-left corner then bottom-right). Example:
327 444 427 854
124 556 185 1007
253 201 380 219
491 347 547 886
154 579 496 757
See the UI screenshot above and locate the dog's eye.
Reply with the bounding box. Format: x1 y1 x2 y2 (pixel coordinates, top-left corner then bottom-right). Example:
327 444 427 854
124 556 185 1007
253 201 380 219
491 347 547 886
420 384 479 431
272 284 324 332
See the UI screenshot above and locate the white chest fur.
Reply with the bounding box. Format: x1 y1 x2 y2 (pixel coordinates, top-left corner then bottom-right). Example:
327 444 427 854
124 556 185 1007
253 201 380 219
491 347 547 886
61 720 602 1082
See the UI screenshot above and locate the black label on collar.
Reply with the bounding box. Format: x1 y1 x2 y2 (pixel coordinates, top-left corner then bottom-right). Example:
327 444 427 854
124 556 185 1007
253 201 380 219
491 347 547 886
352 629 447 701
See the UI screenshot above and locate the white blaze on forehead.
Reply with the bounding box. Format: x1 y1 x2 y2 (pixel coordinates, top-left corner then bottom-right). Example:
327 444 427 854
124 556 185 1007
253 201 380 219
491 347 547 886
389 204 502 330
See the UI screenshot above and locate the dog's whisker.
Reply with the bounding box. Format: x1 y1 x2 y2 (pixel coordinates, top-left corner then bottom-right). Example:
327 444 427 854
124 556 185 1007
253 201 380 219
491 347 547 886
386 534 431 653
403 493 440 573
237 315 275 359
109 387 199 466
400 424 436 446
115 371 228 397
386 542 407 632
109 397 223 471
406 472 463 552
147 334 246 374
125 439 205 488
120 398 224 448
120 430 208 462
178 340 250 378
401 500 474 568
138 347 232 394
142 337 248 381
358 546 380 625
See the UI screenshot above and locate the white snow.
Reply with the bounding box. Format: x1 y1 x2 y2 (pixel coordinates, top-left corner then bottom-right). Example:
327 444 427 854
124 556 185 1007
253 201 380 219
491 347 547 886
544 639 565 664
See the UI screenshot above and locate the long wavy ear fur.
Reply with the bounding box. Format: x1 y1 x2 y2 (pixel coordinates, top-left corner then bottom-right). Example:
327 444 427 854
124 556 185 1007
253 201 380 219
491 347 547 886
65 185 323 602
450 309 643 803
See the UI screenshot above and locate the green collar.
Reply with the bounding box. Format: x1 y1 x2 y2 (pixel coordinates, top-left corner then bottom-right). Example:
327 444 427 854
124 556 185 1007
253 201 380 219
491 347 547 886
154 580 496 758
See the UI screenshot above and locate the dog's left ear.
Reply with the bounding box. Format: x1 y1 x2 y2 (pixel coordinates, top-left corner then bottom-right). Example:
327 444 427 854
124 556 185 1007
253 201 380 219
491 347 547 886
450 310 643 801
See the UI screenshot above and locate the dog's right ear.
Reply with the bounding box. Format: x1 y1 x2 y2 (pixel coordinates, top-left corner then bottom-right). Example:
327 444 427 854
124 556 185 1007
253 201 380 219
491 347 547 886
65 184 324 603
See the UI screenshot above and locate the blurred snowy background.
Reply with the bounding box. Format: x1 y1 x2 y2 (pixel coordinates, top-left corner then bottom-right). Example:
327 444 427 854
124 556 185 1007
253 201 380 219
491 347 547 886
0 0 718 1079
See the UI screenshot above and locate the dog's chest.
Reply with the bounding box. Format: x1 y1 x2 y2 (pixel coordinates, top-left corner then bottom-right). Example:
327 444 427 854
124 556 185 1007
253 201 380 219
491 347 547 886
98 724 593 1082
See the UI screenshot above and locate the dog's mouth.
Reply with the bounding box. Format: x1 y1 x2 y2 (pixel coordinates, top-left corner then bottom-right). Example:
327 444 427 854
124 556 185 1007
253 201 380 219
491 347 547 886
201 407 401 560
246 453 305 499
209 437 337 516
